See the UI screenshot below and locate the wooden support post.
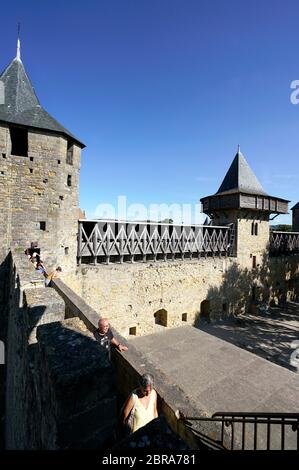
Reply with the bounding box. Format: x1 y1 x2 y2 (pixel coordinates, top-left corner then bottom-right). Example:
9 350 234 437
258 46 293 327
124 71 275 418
93 224 97 265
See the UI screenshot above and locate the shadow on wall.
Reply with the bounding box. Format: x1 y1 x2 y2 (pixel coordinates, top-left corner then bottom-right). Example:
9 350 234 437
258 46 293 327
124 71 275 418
194 251 299 324
4 252 118 450
0 254 10 450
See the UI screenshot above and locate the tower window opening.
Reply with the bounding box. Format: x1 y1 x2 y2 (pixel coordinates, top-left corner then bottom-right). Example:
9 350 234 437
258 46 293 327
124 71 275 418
39 221 46 231
10 126 28 157
67 175 72 187
29 168 33 174
65 247 69 255
255 223 258 236
66 142 74 165
252 255 257 269
2 153 7 158
182 313 187 322
30 157 34 162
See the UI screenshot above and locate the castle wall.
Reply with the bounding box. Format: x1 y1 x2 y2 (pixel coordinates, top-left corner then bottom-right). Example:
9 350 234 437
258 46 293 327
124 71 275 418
0 124 81 275
64 252 299 339
4 252 117 449
213 210 270 269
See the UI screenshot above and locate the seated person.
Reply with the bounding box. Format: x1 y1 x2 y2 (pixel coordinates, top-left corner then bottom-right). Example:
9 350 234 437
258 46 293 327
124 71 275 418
45 266 62 286
35 261 46 275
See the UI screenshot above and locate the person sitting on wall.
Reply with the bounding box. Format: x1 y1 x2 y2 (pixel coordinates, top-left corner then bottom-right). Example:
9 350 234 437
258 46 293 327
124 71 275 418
30 252 39 264
94 318 128 360
45 266 62 287
35 260 46 275
24 248 31 259
120 373 158 435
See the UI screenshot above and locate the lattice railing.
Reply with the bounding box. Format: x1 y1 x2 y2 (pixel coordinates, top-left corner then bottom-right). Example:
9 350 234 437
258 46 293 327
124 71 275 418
270 231 299 256
77 220 234 264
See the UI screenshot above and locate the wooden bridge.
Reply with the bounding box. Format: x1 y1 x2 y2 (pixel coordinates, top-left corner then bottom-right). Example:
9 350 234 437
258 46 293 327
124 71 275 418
270 231 299 256
77 220 299 265
77 220 235 264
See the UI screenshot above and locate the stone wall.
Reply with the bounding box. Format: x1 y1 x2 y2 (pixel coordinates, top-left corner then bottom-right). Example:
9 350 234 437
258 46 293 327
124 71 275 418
63 250 299 338
0 124 81 275
4 252 117 449
52 277 231 450
1 251 231 450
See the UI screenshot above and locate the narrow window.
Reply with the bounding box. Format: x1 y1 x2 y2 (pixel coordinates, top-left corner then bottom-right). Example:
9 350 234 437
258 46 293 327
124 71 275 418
222 303 228 313
252 255 257 269
182 313 187 322
255 223 258 236
64 247 69 255
29 168 33 174
129 326 137 336
251 222 254 236
2 153 6 159
67 175 72 187
57 159 61 165
66 141 74 165
252 286 256 300
30 157 34 162
40 221 46 231
10 126 28 157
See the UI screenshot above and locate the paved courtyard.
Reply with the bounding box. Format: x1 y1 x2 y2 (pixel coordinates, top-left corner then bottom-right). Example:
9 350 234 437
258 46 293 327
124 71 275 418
198 301 299 372
129 314 299 449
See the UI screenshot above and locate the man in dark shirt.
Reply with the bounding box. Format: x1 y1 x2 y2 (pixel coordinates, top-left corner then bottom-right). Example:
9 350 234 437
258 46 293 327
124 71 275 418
94 318 128 360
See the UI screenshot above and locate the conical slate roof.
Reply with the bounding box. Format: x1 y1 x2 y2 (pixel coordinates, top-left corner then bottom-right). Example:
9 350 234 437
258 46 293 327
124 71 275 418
216 150 267 196
0 55 84 147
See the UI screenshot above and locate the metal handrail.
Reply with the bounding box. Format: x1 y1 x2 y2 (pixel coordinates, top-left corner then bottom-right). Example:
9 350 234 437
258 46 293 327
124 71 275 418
179 411 299 450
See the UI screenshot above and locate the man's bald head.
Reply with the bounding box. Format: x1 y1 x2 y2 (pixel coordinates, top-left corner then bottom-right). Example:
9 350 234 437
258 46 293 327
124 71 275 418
98 318 109 334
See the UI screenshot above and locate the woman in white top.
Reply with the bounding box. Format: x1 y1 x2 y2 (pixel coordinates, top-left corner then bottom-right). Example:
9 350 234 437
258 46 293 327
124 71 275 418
121 373 158 433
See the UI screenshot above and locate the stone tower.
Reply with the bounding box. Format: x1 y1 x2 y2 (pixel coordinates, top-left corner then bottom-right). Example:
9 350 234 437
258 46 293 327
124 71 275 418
292 203 299 232
200 148 289 269
0 38 85 272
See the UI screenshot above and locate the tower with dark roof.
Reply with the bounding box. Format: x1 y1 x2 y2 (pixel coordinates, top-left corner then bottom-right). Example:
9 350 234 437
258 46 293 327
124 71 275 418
292 203 299 232
0 37 85 271
200 147 289 269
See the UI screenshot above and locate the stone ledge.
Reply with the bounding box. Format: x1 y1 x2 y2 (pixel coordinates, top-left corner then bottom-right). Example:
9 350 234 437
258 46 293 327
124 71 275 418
52 278 229 449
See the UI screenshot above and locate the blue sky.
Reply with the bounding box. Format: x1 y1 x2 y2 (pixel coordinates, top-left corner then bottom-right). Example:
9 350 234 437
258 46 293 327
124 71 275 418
1 0 298 223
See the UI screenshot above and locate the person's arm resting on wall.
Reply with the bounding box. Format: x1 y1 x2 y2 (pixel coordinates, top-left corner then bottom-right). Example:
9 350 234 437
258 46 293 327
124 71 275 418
111 337 128 352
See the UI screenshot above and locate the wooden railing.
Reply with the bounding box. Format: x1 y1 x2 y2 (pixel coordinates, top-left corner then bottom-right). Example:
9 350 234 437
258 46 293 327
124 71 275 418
270 231 299 256
77 220 235 264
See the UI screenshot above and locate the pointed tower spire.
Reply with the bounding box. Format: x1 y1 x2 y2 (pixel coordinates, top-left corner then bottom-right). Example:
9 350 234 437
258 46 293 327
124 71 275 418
216 148 267 196
16 23 21 62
